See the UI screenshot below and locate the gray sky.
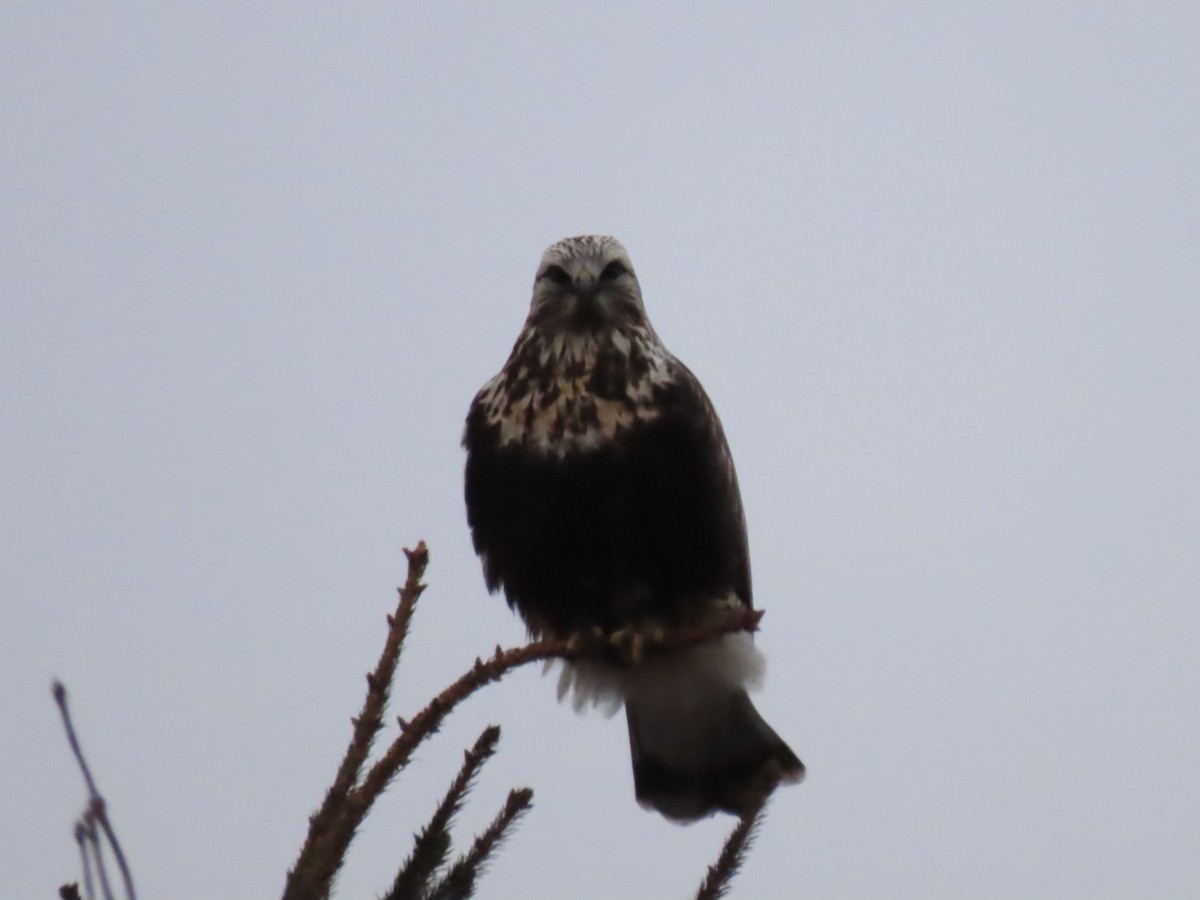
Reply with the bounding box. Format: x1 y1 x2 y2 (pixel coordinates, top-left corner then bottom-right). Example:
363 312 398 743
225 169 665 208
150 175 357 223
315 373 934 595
3 3 1198 897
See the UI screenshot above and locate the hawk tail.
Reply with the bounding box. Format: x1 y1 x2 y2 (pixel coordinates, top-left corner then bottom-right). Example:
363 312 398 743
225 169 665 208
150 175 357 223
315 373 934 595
622 637 804 822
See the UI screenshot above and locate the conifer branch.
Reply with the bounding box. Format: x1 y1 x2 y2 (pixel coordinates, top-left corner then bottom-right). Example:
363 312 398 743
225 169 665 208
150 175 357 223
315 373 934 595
349 603 762 819
422 788 534 900
695 796 770 900
54 540 776 900
282 542 429 900
383 725 502 900
284 546 762 900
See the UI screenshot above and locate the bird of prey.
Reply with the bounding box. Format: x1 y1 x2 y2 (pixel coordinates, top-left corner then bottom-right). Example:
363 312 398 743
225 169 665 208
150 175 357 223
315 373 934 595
463 235 803 822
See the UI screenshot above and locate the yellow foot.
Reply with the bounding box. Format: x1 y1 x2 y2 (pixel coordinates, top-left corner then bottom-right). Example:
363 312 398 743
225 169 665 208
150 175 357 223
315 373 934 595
564 624 669 665
562 627 609 657
607 625 668 664
607 627 644 664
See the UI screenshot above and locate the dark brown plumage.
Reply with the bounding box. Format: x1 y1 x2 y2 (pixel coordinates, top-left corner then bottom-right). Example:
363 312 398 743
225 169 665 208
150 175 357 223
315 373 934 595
463 235 803 821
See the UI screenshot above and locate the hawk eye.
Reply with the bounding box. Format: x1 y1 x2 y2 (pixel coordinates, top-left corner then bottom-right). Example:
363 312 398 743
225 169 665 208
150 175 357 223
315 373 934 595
600 260 629 281
540 265 572 287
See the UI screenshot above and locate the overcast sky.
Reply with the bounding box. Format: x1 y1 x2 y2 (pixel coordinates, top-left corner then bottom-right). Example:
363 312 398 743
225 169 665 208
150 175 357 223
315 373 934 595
3 4 1198 898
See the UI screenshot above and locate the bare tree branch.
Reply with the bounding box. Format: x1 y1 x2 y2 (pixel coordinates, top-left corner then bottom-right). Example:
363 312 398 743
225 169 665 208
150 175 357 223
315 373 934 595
53 682 136 900
72 821 94 900
81 815 115 900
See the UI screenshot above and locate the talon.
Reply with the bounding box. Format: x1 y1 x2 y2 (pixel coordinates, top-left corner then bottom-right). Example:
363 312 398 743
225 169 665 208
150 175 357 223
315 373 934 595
606 627 645 664
628 631 644 664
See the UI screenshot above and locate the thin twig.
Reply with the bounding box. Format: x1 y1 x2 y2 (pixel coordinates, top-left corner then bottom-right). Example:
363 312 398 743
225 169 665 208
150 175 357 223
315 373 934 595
80 815 114 900
384 725 502 900
694 796 771 900
73 821 94 900
424 788 535 900
53 683 136 900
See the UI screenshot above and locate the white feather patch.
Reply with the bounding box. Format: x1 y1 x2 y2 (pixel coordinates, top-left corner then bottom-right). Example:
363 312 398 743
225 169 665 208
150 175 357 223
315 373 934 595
553 631 765 716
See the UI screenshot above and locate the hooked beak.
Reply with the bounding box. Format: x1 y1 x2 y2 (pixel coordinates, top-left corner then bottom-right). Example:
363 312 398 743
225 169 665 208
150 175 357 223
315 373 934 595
573 268 598 296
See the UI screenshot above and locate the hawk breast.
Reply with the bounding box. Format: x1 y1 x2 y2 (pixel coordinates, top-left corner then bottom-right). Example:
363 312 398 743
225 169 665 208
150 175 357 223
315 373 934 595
464 336 751 639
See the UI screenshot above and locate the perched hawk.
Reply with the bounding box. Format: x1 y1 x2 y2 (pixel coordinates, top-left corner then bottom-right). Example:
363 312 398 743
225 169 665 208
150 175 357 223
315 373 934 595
463 235 803 821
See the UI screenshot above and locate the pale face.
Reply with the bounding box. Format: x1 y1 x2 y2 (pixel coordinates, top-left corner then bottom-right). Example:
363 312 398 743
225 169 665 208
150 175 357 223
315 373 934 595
527 235 647 332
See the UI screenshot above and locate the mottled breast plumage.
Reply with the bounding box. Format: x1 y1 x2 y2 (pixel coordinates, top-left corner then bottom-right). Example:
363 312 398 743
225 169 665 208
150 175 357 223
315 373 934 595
471 326 678 455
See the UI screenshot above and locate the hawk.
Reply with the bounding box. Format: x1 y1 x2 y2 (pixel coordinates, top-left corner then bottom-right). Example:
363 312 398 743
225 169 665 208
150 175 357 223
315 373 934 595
463 235 803 821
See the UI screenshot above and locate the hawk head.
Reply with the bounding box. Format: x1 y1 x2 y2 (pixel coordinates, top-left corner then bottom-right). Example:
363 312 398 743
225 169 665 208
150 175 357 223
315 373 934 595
526 235 648 333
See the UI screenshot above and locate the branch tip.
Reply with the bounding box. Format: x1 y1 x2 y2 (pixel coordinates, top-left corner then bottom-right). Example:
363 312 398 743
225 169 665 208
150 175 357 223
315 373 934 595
401 540 429 567
695 796 769 900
